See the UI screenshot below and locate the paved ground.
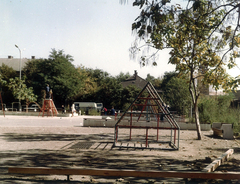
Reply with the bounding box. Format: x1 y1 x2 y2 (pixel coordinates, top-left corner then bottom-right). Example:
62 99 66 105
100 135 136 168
0 115 239 183
0 115 84 127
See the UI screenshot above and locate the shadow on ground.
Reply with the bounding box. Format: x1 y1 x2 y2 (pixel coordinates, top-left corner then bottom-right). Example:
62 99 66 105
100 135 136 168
0 133 114 142
1 132 239 183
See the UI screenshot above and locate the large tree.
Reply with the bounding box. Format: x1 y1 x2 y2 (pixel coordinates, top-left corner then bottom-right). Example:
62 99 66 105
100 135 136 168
24 49 84 106
130 0 240 139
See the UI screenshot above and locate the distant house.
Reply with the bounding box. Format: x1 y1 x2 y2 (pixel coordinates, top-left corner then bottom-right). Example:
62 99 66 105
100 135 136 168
0 56 36 71
121 70 148 89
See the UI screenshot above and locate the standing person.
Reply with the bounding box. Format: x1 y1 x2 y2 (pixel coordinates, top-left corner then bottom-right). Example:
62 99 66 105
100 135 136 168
71 104 76 117
49 89 53 99
103 107 107 115
110 106 115 115
62 105 65 114
46 84 50 99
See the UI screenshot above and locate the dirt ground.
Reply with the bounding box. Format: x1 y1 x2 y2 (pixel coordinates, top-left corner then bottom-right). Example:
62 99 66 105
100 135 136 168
0 124 240 183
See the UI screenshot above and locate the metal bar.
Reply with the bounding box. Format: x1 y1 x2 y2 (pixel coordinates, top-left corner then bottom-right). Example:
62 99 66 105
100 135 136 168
174 129 176 144
157 114 159 141
117 125 178 130
146 128 148 147
126 112 166 115
130 106 132 140
136 97 148 122
115 83 149 126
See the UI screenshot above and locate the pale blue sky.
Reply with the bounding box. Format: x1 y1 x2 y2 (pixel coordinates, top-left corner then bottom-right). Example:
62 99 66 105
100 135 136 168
0 0 175 79
1 0 239 79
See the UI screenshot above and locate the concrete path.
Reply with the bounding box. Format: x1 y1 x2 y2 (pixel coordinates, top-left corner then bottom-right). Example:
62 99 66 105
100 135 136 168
0 115 102 127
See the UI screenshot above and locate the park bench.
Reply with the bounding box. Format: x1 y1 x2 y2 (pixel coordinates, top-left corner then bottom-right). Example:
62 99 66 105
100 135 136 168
212 122 233 139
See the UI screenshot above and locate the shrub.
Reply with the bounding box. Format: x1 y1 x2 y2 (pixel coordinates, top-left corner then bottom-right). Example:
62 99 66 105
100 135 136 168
198 93 240 133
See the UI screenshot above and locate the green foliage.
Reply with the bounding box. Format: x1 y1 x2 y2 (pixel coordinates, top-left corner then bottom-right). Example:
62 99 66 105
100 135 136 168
198 96 217 123
0 64 17 104
164 77 191 115
198 94 240 133
88 109 101 116
8 77 37 104
115 72 131 82
24 49 84 105
95 76 123 109
130 0 240 139
80 108 100 116
198 93 234 124
160 71 178 90
0 64 18 81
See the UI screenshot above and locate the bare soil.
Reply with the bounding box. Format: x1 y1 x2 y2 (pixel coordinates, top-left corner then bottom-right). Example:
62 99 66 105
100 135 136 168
0 126 239 183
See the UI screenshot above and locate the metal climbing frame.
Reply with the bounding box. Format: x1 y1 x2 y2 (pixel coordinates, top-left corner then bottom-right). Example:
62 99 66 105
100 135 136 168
39 99 58 117
114 82 180 150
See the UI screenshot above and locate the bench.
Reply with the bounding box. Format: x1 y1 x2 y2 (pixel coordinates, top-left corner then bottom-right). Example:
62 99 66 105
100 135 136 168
212 123 233 139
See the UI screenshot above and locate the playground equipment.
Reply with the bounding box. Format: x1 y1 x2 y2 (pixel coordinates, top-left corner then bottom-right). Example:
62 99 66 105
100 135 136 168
114 82 180 150
39 99 58 117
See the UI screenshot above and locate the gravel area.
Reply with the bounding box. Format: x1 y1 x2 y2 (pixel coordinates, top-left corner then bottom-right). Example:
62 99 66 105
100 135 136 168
0 115 239 183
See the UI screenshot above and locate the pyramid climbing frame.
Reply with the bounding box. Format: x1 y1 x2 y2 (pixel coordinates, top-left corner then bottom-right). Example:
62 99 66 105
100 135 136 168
114 82 180 150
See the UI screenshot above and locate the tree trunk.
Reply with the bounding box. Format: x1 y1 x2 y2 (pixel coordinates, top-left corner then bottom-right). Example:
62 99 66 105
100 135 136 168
194 102 202 140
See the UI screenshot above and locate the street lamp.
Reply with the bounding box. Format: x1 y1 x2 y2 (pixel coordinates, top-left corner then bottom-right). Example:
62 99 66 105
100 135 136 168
15 44 22 111
15 44 22 81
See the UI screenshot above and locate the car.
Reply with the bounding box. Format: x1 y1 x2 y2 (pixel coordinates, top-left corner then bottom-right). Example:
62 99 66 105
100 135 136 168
24 104 39 112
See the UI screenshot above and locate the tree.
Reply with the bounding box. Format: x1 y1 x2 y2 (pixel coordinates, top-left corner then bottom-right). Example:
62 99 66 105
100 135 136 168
75 66 98 100
94 76 123 109
121 85 142 111
130 0 240 139
115 72 131 82
24 49 84 106
0 64 18 105
145 73 155 84
164 76 191 115
8 77 37 111
160 71 177 90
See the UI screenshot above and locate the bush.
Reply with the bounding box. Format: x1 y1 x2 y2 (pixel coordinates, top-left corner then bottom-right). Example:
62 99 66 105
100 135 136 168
198 93 240 133
198 96 217 123
79 108 100 116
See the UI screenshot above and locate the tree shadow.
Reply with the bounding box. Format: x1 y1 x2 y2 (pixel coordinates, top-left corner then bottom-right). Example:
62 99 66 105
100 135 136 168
1 132 239 183
0 133 114 142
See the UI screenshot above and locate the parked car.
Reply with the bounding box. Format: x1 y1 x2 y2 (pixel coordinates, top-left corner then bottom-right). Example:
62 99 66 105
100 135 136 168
23 104 40 112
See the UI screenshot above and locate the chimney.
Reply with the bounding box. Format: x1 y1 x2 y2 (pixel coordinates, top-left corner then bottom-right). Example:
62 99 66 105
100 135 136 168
8 56 13 59
134 70 137 79
31 56 35 59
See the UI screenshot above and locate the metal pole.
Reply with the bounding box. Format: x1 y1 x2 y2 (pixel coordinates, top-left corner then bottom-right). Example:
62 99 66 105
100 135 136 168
15 44 22 111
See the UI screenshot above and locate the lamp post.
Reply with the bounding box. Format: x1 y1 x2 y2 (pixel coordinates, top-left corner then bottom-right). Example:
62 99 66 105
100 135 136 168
15 44 22 111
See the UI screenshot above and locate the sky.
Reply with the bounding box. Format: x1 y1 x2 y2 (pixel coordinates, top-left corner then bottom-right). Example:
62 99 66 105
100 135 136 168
1 0 239 79
0 0 176 79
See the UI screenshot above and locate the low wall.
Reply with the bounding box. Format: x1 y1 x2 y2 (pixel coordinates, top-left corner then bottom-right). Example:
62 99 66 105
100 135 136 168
83 118 211 131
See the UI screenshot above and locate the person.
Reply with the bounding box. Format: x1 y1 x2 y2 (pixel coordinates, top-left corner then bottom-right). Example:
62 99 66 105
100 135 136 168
103 107 107 115
46 84 50 99
62 105 65 114
49 89 53 99
71 104 76 117
110 106 115 116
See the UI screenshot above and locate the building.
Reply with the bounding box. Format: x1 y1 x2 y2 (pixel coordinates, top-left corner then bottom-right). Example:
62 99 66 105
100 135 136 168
0 56 36 71
121 70 148 89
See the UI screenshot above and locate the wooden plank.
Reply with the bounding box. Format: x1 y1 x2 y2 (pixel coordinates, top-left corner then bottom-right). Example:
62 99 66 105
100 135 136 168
202 149 234 172
8 167 240 180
